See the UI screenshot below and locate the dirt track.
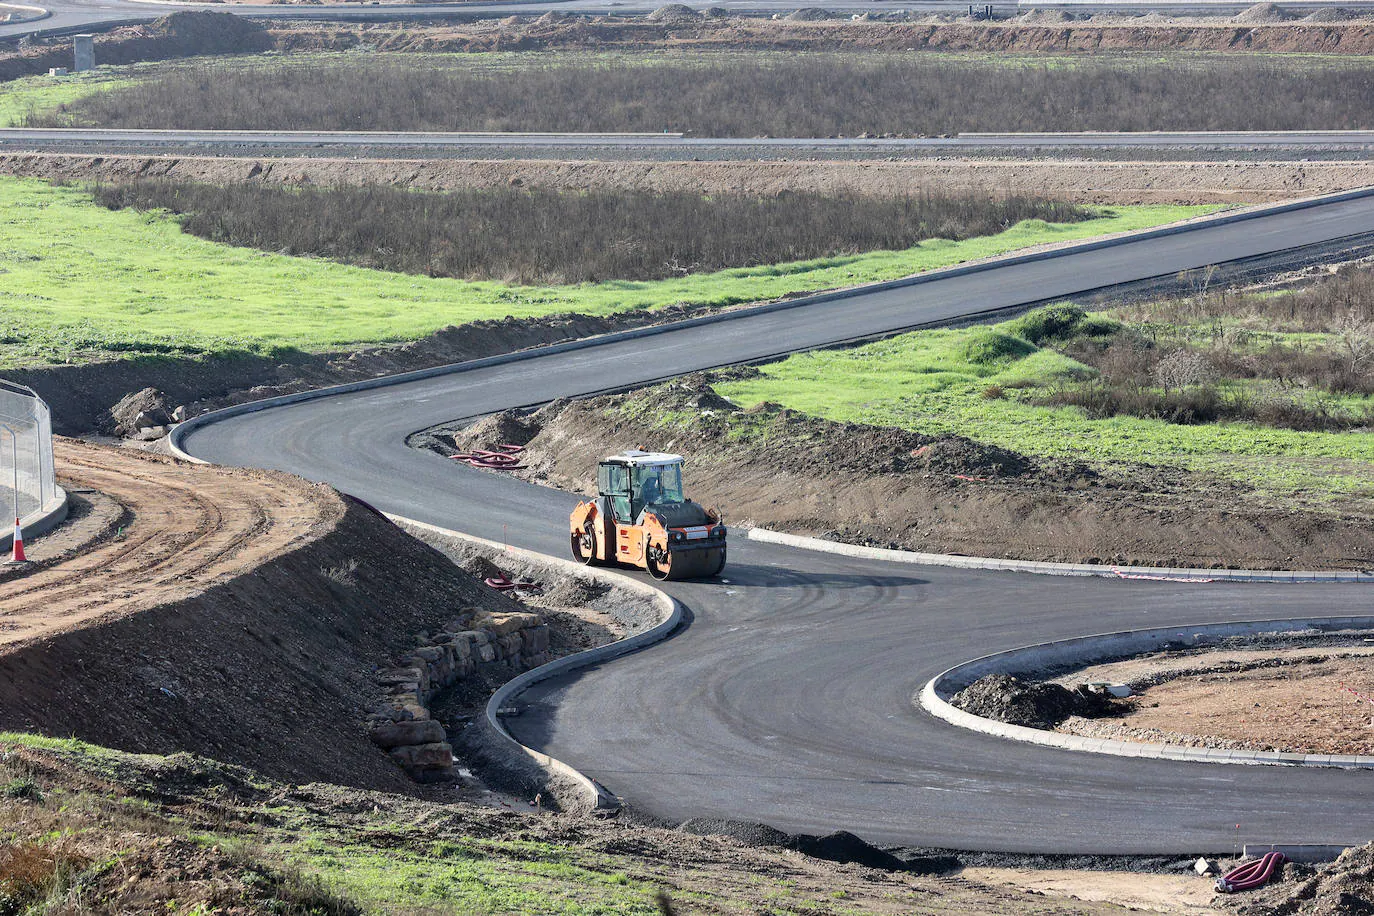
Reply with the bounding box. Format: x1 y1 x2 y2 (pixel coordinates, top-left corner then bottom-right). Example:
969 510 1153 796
4 152 1372 205
0 438 334 648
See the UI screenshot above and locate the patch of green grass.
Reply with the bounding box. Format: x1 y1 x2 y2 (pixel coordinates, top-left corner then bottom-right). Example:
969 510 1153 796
277 839 662 916
0 70 133 127
0 176 1212 367
716 315 1374 503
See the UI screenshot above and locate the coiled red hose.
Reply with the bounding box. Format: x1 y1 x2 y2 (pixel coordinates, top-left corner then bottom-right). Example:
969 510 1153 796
451 443 527 470
1215 852 1285 893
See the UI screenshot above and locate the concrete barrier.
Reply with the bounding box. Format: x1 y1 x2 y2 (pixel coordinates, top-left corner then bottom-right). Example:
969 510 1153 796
920 616 1374 768
0 485 67 551
747 527 1374 582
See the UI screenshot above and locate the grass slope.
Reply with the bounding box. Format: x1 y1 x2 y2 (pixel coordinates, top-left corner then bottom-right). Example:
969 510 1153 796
0 177 1208 367
717 316 1374 504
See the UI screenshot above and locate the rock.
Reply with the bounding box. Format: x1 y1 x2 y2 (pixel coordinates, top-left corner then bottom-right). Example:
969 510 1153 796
369 718 446 749
1195 857 1214 876
388 741 454 772
108 387 171 437
131 425 170 442
522 625 550 654
477 643 497 664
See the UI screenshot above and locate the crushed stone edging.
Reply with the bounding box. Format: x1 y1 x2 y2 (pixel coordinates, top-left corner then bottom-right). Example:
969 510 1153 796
746 527 1374 583
919 615 1374 768
388 515 683 813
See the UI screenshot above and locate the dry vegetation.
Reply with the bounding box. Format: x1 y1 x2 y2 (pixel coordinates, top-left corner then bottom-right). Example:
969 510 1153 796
91 180 1089 284
35 55 1374 135
1038 271 1374 431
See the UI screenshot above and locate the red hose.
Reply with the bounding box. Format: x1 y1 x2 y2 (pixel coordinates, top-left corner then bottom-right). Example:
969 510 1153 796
484 573 542 593
451 444 527 470
1215 852 1285 893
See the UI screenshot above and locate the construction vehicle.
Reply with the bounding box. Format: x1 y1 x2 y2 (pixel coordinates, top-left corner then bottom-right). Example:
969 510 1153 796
569 450 726 580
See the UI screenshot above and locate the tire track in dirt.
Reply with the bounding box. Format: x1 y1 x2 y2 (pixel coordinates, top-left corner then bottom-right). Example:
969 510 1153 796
0 438 338 649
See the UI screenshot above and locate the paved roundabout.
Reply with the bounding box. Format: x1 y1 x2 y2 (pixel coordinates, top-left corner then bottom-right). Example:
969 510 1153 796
179 194 1374 854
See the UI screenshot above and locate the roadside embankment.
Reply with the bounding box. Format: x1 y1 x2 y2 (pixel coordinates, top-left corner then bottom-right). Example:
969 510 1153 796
0 438 545 791
421 373 1374 571
1 152 1370 205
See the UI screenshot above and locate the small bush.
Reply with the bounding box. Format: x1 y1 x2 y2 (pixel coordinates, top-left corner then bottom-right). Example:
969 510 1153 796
981 384 1005 400
962 331 1037 365
1010 304 1086 344
1 778 42 802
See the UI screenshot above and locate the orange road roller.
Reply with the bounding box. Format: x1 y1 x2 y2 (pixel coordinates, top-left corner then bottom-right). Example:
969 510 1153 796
569 450 726 580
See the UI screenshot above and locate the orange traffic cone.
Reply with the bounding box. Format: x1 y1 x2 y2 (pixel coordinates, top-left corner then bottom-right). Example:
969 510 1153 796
10 518 26 563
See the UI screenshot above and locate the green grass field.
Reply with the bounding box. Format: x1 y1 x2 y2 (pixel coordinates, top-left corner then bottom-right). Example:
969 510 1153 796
0 177 1209 367
716 314 1374 504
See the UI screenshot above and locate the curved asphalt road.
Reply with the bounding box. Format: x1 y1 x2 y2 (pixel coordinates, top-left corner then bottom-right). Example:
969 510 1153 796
182 197 1374 854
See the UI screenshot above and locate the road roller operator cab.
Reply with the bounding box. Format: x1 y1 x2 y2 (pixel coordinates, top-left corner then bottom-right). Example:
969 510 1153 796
569 450 727 580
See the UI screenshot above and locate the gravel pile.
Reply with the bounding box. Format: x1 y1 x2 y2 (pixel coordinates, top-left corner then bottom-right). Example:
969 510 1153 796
952 674 1118 728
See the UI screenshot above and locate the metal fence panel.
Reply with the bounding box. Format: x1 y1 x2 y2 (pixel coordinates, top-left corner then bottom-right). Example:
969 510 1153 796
0 382 56 523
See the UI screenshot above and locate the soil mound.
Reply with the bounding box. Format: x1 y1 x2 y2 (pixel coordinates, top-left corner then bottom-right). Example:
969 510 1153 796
143 11 266 51
1018 9 1073 23
951 675 1117 729
1245 843 1374 915
647 4 700 20
785 7 833 20
679 817 794 848
795 830 908 871
1302 7 1357 20
0 440 530 790
1232 2 1293 22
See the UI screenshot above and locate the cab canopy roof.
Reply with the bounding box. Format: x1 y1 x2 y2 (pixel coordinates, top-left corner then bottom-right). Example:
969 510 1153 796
603 449 683 467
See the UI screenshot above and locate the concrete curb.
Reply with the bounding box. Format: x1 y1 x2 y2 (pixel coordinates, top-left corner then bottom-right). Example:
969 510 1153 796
919 616 1374 768
169 186 1374 470
0 4 51 24
747 528 1374 583
0 486 68 551
389 515 683 813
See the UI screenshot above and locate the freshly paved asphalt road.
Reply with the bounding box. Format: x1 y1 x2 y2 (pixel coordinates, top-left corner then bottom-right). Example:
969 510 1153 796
9 128 1374 159
182 197 1374 854
13 0 1374 40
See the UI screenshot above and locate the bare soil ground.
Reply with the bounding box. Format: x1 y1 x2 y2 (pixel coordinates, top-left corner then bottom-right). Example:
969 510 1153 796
263 15 1374 56
2 152 1369 206
0 437 545 791
423 375 1374 570
0 438 330 646
1056 645 1374 755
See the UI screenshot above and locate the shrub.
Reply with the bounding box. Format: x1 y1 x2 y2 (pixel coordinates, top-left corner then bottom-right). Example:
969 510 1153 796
36 56 1374 135
1010 303 1086 344
962 331 1037 365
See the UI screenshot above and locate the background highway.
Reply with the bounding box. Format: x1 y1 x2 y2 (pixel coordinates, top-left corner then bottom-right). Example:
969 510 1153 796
12 0 1374 41
182 195 1374 854
7 128 1374 161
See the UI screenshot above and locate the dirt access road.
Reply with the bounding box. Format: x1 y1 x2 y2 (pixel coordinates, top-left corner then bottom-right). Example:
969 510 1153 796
0 438 336 648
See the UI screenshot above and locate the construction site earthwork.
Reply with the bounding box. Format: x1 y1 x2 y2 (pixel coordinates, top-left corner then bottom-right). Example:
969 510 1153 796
7 0 1374 912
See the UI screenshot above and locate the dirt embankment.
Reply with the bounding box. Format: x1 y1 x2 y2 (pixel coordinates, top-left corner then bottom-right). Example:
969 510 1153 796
424 374 1374 570
265 16 1374 56
0 12 269 82
2 153 1367 207
0 438 538 791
